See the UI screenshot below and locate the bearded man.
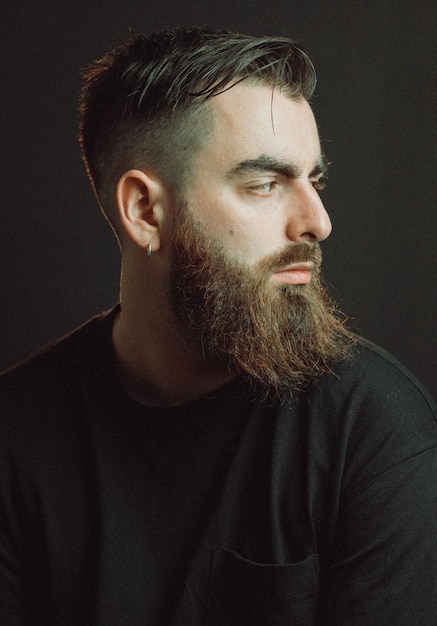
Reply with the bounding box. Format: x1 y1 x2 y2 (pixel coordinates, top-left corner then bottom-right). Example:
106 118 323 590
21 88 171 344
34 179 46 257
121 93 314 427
0 27 435 625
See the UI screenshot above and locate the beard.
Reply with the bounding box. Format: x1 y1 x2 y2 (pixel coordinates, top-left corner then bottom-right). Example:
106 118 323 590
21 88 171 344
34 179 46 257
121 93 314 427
169 202 353 400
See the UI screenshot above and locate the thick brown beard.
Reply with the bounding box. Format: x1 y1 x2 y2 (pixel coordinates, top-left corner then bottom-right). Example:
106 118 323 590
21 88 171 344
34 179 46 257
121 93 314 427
169 203 353 399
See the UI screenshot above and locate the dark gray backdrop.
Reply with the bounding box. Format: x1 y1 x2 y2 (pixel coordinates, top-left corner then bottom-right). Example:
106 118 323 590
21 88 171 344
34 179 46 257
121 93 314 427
1 0 436 397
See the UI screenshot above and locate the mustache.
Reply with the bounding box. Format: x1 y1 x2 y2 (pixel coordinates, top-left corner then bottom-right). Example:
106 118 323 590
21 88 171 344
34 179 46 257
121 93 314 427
258 242 322 274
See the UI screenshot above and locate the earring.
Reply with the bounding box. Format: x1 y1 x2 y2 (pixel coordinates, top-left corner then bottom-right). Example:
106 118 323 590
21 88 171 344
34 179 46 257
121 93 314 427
147 242 152 259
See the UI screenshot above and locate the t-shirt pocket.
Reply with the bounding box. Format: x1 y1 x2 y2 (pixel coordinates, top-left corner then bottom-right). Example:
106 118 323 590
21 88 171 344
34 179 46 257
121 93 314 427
205 548 320 625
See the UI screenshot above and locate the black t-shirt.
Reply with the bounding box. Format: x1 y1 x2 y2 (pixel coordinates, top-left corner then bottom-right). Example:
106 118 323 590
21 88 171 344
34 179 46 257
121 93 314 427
0 308 436 625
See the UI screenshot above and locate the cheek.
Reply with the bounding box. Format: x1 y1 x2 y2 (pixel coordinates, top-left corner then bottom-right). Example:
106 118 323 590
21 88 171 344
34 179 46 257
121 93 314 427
200 214 257 263
221 226 269 267
189 195 240 241
187 192 276 265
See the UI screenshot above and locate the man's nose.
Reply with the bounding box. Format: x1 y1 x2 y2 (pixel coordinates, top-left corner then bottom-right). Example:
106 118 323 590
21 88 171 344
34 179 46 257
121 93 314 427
285 182 332 243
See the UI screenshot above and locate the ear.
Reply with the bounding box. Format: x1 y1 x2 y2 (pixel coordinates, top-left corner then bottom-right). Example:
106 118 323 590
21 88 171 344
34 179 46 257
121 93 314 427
116 169 167 252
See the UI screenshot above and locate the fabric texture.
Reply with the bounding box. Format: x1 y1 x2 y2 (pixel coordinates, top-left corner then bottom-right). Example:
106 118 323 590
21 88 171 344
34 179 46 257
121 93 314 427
0 308 436 625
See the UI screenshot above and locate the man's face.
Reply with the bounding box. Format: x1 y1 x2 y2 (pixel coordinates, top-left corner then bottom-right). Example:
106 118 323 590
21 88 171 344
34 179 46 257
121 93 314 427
167 82 351 397
179 82 332 270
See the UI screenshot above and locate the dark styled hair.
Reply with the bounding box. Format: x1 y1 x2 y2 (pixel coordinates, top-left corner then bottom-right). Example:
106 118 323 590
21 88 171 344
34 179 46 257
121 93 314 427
79 26 317 230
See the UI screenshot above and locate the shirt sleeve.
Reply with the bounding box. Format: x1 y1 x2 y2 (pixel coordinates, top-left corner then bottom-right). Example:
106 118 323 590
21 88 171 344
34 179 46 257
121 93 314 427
313 342 437 625
309 339 437 624
319 445 436 624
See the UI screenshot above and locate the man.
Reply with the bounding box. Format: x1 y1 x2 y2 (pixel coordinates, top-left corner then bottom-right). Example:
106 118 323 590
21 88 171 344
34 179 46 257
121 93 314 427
0 27 435 625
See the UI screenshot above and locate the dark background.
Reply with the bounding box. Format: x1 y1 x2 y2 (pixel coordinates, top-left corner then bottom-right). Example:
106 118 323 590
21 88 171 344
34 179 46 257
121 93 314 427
1 0 435 398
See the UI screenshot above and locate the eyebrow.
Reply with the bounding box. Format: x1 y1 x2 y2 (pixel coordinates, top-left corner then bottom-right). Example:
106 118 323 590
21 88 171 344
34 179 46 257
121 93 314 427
226 154 329 180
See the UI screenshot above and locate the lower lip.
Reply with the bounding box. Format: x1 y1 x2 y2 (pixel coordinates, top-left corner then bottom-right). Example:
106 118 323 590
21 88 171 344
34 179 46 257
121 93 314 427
272 269 313 285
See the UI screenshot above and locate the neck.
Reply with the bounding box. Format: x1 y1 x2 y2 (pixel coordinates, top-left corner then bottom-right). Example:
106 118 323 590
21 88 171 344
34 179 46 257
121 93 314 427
112 290 234 408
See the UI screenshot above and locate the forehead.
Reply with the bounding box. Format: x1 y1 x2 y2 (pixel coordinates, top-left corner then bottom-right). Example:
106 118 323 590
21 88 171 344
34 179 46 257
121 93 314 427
198 82 321 173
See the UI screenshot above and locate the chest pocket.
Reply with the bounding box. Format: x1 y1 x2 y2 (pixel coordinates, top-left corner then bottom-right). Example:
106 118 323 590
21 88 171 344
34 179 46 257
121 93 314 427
205 548 320 625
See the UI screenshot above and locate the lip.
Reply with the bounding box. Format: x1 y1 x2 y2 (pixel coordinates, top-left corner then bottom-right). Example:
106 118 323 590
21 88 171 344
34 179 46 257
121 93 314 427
271 262 314 285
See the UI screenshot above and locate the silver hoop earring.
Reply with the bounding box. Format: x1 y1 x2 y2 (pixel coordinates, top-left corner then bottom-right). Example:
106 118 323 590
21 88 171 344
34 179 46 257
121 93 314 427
147 242 152 259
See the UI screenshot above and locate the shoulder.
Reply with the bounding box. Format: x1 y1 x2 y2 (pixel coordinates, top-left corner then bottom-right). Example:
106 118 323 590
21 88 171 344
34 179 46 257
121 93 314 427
328 336 435 415
294 337 436 491
307 337 436 488
0 308 117 431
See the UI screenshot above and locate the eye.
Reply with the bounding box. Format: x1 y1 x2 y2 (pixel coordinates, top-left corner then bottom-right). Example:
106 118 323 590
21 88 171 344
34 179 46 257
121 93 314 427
251 181 276 194
311 176 327 191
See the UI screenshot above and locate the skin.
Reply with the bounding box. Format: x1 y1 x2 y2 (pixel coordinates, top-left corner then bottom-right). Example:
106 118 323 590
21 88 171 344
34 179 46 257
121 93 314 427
183 83 332 268
112 82 332 406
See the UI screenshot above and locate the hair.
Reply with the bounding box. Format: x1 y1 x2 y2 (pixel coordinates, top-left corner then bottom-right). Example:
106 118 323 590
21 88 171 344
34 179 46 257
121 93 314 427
78 26 317 233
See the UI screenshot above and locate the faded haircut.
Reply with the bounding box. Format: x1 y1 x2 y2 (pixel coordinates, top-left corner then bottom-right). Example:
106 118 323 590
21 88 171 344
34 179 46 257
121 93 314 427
78 26 317 233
